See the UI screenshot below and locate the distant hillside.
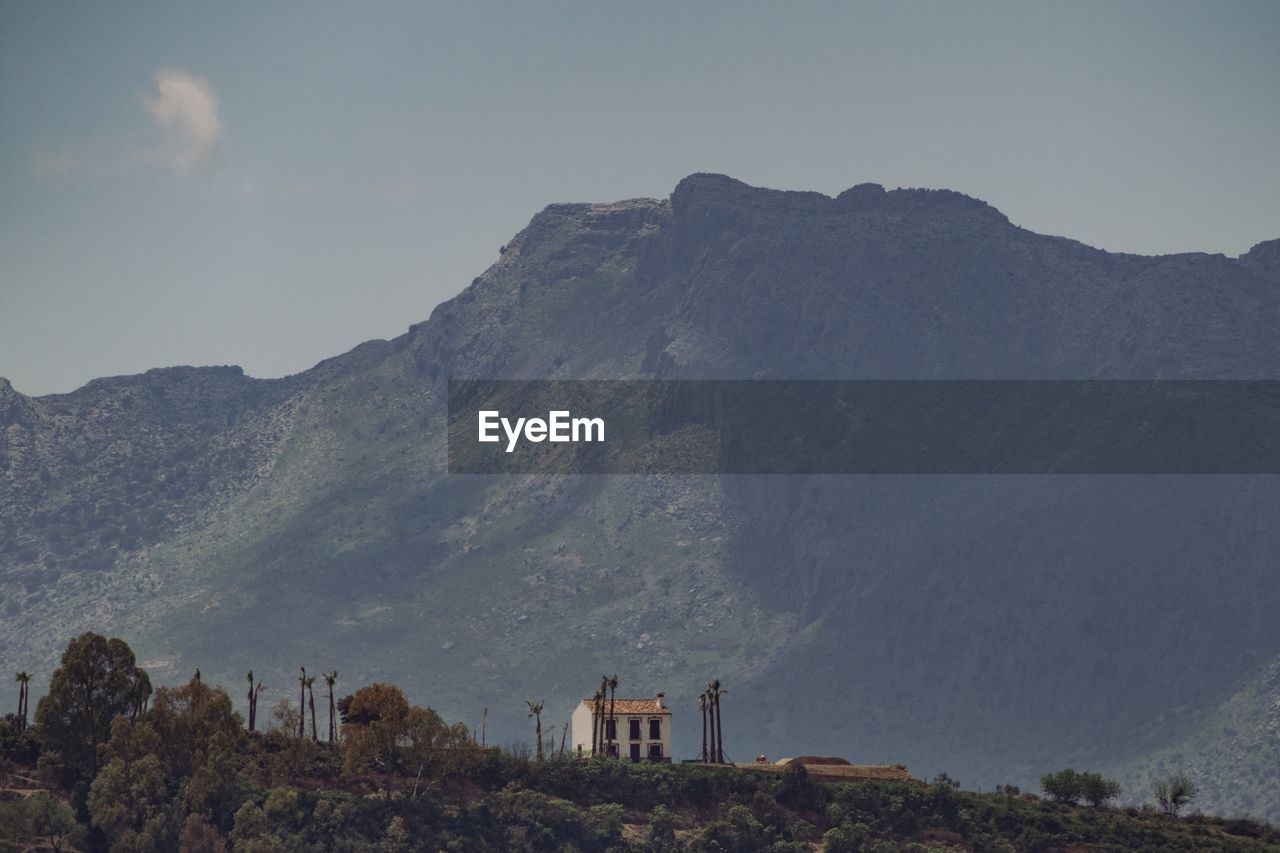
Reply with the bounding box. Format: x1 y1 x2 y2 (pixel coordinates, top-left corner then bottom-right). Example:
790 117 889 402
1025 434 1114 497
5 174 1280 819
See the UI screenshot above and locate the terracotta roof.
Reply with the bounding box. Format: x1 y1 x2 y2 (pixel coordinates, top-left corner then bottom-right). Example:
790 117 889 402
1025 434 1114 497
580 697 671 715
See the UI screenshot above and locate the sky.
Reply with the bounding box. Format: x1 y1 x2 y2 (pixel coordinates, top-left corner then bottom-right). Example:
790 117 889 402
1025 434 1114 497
2 1 1279 396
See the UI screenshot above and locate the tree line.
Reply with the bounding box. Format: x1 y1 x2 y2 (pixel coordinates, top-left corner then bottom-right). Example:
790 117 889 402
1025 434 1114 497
15 641 732 772
1037 766 1199 816
4 632 1235 852
7 630 1239 850
3 632 481 848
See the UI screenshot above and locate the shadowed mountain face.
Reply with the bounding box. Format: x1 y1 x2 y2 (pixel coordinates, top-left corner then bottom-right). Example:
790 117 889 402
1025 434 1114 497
5 174 1280 818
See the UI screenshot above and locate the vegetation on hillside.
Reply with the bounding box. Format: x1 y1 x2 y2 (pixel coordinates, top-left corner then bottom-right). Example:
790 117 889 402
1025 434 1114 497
4 633 1278 851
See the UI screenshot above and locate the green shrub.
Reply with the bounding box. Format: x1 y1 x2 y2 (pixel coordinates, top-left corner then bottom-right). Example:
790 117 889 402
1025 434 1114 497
646 804 676 846
1154 773 1199 816
1079 772 1121 807
1040 768 1084 805
823 822 871 852
691 804 769 852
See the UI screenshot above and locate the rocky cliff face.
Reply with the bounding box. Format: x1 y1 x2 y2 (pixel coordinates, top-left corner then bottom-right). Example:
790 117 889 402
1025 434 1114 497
4 174 1280 818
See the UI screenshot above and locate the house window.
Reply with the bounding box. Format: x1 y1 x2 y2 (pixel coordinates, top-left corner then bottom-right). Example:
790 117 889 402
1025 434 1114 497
605 719 617 740
648 743 663 759
649 718 661 740
606 743 618 757
629 718 641 740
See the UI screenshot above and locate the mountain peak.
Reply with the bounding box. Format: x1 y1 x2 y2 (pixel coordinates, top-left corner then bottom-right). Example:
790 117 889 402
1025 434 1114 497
1241 238 1280 273
0 375 33 425
837 182 1008 222
834 182 886 206
671 172 751 195
670 173 1008 225
670 173 831 215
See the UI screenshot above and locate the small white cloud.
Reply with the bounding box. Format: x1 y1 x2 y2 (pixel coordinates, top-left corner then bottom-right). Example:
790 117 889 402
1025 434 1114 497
141 69 223 171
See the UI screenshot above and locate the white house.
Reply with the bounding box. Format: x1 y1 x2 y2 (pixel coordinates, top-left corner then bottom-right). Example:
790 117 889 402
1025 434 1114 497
571 691 672 762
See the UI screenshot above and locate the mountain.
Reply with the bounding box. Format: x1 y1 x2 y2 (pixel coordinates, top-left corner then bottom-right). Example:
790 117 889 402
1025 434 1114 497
5 174 1280 819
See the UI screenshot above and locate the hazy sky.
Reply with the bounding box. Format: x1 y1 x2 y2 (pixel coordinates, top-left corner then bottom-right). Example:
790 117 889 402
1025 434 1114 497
2 1 1278 396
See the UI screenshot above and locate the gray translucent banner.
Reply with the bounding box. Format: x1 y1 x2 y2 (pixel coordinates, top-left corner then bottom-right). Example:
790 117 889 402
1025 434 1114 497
446 380 1280 474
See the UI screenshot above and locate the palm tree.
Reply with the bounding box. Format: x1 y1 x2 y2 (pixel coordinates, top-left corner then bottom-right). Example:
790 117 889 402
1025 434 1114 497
323 672 338 742
698 690 709 762
709 679 727 763
597 675 609 756
246 671 256 732
607 674 619 758
591 686 606 753
526 700 544 761
298 667 307 739
589 689 597 754
14 672 30 731
190 669 204 716
705 684 717 763
305 676 318 742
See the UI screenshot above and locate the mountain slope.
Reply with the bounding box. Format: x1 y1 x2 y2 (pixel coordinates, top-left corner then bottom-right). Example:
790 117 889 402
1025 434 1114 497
5 174 1280 818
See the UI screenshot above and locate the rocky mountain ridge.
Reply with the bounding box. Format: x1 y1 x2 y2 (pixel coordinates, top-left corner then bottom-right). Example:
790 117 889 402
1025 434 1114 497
5 173 1280 819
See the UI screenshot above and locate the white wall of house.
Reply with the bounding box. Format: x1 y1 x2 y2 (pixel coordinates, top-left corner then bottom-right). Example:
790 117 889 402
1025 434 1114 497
570 701 594 754
570 698 672 761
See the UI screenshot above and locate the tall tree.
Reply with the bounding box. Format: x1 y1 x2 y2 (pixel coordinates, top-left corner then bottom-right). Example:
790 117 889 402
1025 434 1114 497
559 720 569 756
1155 773 1199 816
590 688 603 755
246 671 256 732
481 704 488 748
340 683 469 782
324 672 339 742
305 676 318 742
698 691 709 762
710 679 726 763
705 680 719 764
14 671 30 731
297 667 307 739
149 674 243 777
526 700 544 761
607 674 619 759
35 632 152 787
597 675 609 756
84 718 168 849
253 680 265 733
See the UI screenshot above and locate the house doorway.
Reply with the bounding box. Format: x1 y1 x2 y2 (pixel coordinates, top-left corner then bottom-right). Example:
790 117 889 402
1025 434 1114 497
630 743 641 761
